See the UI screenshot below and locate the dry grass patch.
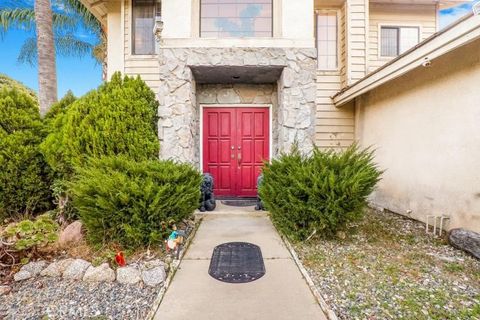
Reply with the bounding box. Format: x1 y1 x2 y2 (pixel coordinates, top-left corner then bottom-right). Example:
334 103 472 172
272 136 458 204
295 208 480 320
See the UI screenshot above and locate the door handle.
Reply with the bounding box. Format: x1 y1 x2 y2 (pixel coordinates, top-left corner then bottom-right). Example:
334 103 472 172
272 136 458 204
237 152 242 167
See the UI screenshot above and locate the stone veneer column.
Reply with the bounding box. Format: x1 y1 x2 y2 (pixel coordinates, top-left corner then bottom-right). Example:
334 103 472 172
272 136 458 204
157 47 317 164
277 48 317 155
157 49 197 163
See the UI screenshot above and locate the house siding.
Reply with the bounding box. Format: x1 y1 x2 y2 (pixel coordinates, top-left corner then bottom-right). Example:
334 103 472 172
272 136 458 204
108 0 441 154
314 2 356 150
123 0 161 93
368 3 437 73
345 0 369 84
315 71 355 149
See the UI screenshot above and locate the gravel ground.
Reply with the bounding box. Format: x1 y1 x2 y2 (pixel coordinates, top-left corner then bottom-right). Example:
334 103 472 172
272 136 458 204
0 277 159 319
295 208 480 320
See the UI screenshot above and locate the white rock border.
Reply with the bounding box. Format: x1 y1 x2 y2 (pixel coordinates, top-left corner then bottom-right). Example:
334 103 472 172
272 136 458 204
144 217 202 320
12 258 168 287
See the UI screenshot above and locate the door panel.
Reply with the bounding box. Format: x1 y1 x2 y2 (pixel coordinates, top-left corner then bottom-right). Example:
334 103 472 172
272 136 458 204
235 108 269 197
203 106 269 197
203 109 236 196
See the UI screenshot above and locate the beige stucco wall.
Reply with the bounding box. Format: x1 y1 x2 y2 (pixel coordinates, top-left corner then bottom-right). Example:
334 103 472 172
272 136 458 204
356 39 480 232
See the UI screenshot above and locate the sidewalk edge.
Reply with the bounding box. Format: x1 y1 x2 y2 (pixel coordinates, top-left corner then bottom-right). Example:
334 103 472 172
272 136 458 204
145 216 203 320
282 236 338 320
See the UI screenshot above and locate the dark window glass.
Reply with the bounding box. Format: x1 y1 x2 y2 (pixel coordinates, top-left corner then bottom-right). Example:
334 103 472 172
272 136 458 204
133 0 161 55
380 26 419 57
200 0 273 38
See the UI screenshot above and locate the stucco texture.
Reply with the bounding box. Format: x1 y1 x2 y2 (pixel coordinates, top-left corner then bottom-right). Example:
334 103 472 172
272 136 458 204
356 39 480 232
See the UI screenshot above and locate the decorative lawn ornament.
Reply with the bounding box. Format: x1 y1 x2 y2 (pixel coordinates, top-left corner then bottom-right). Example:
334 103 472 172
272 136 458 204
199 173 216 212
255 174 265 211
165 225 187 259
115 251 126 267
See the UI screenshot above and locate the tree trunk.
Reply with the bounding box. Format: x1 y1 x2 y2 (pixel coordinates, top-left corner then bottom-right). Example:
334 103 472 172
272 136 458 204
34 0 57 116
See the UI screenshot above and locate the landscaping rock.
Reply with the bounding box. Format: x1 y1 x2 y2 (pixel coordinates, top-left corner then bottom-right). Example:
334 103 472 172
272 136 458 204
0 286 11 296
14 260 48 281
63 259 91 280
141 266 166 287
83 263 115 282
40 258 74 277
2 278 159 319
13 271 31 282
142 259 164 270
117 266 142 284
23 260 48 276
449 228 480 259
59 221 83 245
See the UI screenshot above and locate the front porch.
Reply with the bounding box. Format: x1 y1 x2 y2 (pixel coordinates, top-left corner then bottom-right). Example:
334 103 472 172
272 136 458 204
156 47 318 167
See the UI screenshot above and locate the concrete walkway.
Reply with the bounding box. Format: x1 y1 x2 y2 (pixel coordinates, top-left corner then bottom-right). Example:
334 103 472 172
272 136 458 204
154 205 327 320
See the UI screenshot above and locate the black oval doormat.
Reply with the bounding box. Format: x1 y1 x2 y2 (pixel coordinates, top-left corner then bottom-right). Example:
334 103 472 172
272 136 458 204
221 199 257 207
208 242 266 284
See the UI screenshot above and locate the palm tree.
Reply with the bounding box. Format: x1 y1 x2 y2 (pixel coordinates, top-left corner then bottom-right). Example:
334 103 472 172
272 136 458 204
35 0 57 115
0 0 105 115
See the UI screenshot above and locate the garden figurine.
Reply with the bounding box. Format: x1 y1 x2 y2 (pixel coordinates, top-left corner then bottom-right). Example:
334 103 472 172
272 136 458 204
166 225 187 259
115 251 126 267
255 174 265 211
199 173 216 212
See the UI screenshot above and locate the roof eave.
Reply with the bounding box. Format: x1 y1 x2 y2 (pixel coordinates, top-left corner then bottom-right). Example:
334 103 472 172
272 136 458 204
80 0 108 26
333 13 480 107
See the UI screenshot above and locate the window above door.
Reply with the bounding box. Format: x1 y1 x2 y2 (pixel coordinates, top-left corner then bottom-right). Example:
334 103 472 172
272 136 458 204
316 10 338 70
132 0 161 55
380 26 420 57
200 0 273 38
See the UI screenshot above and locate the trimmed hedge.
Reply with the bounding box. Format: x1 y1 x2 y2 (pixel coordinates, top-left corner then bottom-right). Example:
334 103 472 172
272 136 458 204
70 156 202 248
0 88 52 219
41 73 159 179
259 144 382 240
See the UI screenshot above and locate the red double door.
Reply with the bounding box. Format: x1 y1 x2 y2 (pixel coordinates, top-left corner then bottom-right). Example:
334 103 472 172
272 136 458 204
203 107 269 197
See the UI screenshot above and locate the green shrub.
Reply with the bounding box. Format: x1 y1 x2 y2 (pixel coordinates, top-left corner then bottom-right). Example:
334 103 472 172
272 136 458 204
2 213 59 251
41 73 159 178
259 144 382 241
0 73 36 99
42 92 79 220
44 90 76 126
70 156 202 248
0 88 52 219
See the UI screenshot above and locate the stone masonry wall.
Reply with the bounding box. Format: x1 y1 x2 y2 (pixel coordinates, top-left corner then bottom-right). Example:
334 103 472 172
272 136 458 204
157 48 317 165
197 84 278 161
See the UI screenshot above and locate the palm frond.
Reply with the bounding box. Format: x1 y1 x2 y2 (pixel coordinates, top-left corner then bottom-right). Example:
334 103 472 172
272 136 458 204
17 34 96 65
17 36 37 65
55 33 93 58
61 0 103 36
0 8 78 37
0 8 36 36
2 0 105 65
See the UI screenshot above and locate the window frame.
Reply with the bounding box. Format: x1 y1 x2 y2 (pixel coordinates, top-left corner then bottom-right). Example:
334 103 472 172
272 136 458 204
131 0 161 56
315 9 340 71
378 24 421 58
199 0 274 39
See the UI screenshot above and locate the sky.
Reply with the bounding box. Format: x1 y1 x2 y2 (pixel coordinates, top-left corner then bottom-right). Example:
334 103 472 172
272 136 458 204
0 1 476 98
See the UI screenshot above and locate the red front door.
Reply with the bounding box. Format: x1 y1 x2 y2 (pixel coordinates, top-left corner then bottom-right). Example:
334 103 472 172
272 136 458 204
203 107 269 197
